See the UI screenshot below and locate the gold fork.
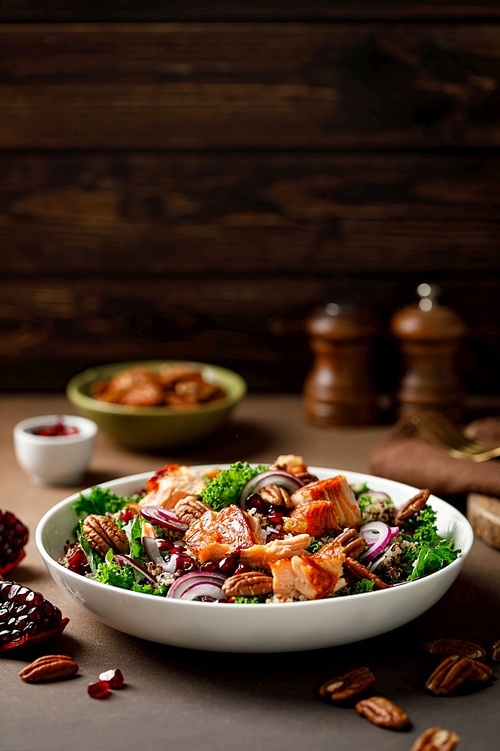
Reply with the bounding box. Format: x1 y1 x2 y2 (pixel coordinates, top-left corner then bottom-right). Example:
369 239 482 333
410 408 500 462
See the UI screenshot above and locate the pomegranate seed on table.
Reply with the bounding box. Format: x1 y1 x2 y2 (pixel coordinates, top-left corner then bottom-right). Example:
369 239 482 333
88 680 111 699
99 668 125 689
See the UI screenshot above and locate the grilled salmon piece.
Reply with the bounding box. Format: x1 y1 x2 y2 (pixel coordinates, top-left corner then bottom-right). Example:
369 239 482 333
284 500 342 537
290 555 343 600
139 464 206 509
290 474 361 529
240 533 311 572
312 539 346 580
269 558 301 600
184 504 264 563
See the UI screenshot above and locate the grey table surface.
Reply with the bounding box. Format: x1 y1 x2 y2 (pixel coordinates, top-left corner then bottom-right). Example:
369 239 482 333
1 393 499 751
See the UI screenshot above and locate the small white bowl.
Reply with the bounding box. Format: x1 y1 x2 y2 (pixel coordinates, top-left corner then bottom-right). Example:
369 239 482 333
13 414 98 486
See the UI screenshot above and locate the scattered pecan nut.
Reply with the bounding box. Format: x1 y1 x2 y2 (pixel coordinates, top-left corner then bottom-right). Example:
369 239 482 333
491 640 500 661
82 514 129 558
222 571 273 597
355 695 410 730
425 655 493 696
174 496 210 526
317 667 375 704
20 655 79 683
423 638 486 661
395 488 431 524
411 727 460 751
344 556 389 589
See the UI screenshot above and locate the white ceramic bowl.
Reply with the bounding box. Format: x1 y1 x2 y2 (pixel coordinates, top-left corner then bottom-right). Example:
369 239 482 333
13 414 98 486
36 467 473 653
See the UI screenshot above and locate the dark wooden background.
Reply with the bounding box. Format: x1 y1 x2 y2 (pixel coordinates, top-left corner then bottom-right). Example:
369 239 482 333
0 1 499 408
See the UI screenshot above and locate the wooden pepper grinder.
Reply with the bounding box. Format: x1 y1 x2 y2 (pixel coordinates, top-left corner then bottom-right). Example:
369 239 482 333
390 283 466 420
304 302 379 426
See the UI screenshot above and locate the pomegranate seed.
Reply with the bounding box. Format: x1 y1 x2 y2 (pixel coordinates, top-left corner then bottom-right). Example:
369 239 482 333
234 563 253 575
246 494 268 513
88 680 111 699
200 561 219 573
267 509 283 525
217 557 238 575
157 539 175 552
98 668 125 689
174 554 198 574
33 421 79 436
67 547 88 574
119 508 135 523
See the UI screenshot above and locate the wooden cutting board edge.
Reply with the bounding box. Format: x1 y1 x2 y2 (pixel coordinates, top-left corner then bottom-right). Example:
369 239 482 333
466 492 500 550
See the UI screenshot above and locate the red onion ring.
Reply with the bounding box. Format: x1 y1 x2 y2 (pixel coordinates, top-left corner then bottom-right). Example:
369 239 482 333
359 521 399 563
140 505 188 533
167 571 226 600
113 553 157 585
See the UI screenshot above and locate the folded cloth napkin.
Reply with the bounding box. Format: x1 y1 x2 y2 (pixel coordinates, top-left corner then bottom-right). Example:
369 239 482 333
368 416 500 498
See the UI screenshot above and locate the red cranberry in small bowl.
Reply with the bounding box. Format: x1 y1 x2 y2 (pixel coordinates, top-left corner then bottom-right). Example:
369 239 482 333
13 414 98 486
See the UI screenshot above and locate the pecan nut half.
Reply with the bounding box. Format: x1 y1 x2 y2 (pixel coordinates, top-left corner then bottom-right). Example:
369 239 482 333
317 666 375 704
395 488 430 524
222 571 273 597
82 514 129 558
258 484 293 508
425 655 493 696
355 695 410 730
423 638 486 661
20 655 79 683
174 496 210 526
411 727 460 751
344 557 389 589
491 640 500 661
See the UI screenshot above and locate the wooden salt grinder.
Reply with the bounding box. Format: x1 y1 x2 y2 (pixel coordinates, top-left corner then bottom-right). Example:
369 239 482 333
304 303 378 426
390 284 466 420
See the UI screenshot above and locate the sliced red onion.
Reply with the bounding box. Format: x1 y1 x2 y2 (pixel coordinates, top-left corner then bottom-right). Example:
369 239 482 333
369 542 398 573
142 536 171 571
166 571 226 600
113 553 157 585
140 505 188 533
361 491 391 503
359 521 399 563
239 470 305 509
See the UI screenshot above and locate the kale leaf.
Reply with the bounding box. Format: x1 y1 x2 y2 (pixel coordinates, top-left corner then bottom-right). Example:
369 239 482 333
200 461 269 511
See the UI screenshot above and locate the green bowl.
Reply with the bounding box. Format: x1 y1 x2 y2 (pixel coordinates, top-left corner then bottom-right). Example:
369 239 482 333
66 361 247 450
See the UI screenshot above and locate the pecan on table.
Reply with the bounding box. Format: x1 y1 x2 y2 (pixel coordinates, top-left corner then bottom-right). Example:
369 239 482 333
344 557 389 589
395 488 430 524
82 514 129 558
355 695 410 730
174 496 210 526
20 655 79 683
425 655 493 696
491 640 500 661
411 727 460 751
222 571 273 598
317 666 375 704
423 638 486 661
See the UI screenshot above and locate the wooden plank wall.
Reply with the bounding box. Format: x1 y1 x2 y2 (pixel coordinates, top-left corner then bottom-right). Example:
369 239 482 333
0 2 499 404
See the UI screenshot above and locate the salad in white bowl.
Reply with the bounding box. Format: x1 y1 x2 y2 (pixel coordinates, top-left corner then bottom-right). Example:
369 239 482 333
57 455 461 603
36 457 472 652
